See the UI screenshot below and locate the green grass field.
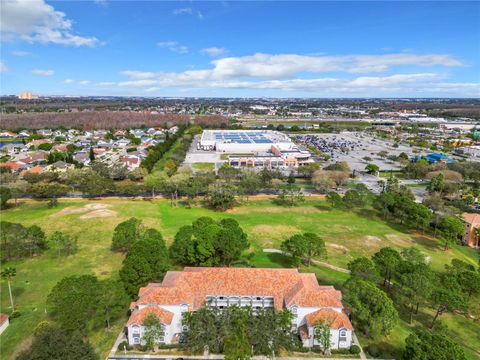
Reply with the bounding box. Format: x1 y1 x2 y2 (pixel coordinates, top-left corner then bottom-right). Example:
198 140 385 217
191 162 215 171
0 198 478 359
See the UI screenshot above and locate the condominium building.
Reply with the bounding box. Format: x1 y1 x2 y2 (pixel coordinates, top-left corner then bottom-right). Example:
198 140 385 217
126 267 353 349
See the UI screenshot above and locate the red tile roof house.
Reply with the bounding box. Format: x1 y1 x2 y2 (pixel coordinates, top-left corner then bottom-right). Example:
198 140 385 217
127 267 353 349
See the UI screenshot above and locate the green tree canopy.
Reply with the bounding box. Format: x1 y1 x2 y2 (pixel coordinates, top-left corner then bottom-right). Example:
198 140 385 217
47 275 100 333
111 217 144 252
169 217 249 267
403 329 466 360
16 322 98 360
343 277 399 338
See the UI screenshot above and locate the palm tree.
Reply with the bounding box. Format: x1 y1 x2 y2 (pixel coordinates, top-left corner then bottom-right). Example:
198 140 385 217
1 267 16 311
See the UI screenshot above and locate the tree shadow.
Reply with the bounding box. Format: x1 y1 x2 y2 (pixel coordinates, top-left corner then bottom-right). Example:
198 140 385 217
412 236 442 250
355 208 377 219
313 204 331 211
12 287 25 297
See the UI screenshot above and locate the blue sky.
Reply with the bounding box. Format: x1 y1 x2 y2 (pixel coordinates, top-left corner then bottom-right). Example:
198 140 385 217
1 0 479 97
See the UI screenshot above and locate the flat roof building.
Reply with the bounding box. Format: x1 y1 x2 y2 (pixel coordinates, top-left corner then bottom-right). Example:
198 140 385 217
198 130 313 170
199 130 294 153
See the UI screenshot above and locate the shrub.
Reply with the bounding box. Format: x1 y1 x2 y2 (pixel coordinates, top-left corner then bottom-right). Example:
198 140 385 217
367 344 380 357
10 311 21 319
350 344 361 354
117 341 132 351
331 348 351 354
135 344 149 352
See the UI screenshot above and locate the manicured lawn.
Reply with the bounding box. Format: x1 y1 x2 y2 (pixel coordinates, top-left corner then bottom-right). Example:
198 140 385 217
191 162 215 171
1 197 478 359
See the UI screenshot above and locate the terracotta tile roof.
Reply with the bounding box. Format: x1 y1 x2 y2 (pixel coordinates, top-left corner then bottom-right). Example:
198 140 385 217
0 313 8 326
305 309 353 330
20 166 45 176
0 161 21 170
462 213 480 226
134 267 343 311
127 306 173 326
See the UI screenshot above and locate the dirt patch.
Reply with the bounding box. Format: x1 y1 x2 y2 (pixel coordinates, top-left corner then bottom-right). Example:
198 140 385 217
54 203 111 216
327 242 348 254
84 203 110 210
55 207 87 215
327 243 349 252
79 209 117 219
250 225 300 238
365 235 382 242
386 234 414 246
330 225 352 232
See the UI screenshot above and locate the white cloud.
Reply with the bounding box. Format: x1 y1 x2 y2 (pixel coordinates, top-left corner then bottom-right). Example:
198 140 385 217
120 70 156 79
94 0 108 7
172 7 203 19
79 80 90 85
1 0 98 47
0 62 7 73
105 51 476 96
95 81 115 86
201 47 228 57
32 68 54 76
172 7 193 15
63 79 74 84
157 41 188 54
12 50 31 56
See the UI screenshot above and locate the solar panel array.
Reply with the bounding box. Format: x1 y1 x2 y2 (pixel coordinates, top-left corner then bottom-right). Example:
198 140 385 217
213 131 273 144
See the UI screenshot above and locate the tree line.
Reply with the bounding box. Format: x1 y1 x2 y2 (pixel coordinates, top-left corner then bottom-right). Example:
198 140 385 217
344 246 479 359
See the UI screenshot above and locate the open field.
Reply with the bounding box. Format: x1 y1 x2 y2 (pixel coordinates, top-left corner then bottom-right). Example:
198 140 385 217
1 198 479 359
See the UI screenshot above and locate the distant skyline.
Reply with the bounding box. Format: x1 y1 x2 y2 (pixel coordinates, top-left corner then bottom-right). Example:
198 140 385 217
1 0 479 98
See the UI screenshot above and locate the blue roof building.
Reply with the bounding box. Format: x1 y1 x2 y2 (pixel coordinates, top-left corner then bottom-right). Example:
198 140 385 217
411 153 454 164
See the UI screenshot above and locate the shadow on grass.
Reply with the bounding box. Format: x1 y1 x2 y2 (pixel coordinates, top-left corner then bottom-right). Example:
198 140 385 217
313 204 331 211
412 236 442 250
12 287 25 297
248 251 294 268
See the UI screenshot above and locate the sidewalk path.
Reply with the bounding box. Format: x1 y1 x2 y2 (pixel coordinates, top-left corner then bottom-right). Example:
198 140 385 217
263 249 351 274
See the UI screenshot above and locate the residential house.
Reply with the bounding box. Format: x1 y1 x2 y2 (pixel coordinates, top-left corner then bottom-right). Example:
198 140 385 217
115 139 131 148
122 155 140 171
461 213 480 248
19 152 46 165
127 267 353 349
28 139 51 148
49 161 74 172
168 126 179 135
38 129 52 136
115 130 127 138
73 152 91 166
0 131 17 138
0 161 22 172
20 166 46 177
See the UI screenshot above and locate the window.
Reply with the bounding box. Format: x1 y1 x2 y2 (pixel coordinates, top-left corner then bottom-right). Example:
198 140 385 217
182 325 188 332
132 325 140 335
339 329 347 342
290 306 298 315
180 304 188 312
256 297 262 301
